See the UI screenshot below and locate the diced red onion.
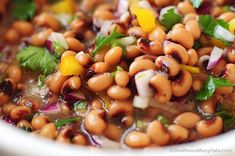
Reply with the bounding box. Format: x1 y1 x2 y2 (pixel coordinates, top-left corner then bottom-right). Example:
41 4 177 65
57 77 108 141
115 0 129 17
138 0 158 17
133 96 150 109
39 102 61 114
196 0 212 14
80 123 101 147
207 46 224 70
45 40 53 52
135 69 155 97
116 36 136 46
63 91 86 103
214 25 235 42
48 32 69 50
2 116 16 126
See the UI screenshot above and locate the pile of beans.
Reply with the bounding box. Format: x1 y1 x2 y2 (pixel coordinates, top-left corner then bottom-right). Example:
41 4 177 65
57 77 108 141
0 0 235 149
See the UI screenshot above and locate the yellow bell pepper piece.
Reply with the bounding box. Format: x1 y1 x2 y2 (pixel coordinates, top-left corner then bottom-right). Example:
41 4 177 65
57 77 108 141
59 55 85 76
52 0 75 14
179 64 200 74
211 38 226 48
229 19 235 34
130 0 157 33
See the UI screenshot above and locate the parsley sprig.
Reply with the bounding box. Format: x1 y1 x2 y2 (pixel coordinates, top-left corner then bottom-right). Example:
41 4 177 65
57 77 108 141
13 0 36 20
17 46 58 75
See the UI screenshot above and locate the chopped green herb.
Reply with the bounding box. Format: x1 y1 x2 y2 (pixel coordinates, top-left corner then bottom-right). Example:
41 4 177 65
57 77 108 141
195 76 235 100
92 28 125 58
222 5 230 12
198 15 231 45
17 46 58 75
37 75 46 87
160 8 182 31
189 0 202 8
19 126 32 132
74 101 88 110
55 117 81 128
52 41 66 57
193 40 202 49
96 35 106 46
13 0 36 20
216 106 235 132
110 66 124 78
136 120 147 130
156 114 169 126
0 53 3 59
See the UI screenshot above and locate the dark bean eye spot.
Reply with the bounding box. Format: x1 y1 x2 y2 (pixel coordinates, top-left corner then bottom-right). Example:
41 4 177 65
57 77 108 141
0 80 13 96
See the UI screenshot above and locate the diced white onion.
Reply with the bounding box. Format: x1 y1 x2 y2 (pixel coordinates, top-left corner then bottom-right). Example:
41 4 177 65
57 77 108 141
135 69 155 97
138 0 158 17
116 36 136 46
214 25 235 42
100 20 114 36
48 32 69 50
55 13 72 28
197 55 210 68
116 0 129 17
133 96 150 109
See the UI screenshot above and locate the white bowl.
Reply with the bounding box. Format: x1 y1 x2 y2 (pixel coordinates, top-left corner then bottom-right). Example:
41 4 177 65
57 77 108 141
0 120 234 156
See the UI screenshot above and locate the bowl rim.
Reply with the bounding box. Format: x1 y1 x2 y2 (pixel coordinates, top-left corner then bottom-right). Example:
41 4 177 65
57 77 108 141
0 120 234 156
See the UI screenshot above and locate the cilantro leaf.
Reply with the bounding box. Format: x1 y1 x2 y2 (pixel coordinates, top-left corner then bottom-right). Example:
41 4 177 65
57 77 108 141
95 35 106 46
13 0 36 20
198 15 231 45
216 105 235 132
17 46 58 75
92 28 125 58
156 114 169 126
160 8 182 31
54 117 81 128
195 76 235 100
189 0 202 8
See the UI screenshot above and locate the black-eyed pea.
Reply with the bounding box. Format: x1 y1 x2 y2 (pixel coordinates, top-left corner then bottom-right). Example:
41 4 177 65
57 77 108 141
155 56 180 76
198 47 213 57
107 85 131 100
34 13 60 31
17 120 32 131
174 112 201 129
63 30 76 38
171 70 192 97
115 71 129 87
61 76 81 95
66 37 84 52
18 97 41 111
183 13 197 24
125 131 150 148
72 134 87 145
223 64 235 83
10 105 32 121
227 48 235 63
211 59 226 76
88 73 114 92
75 52 91 66
154 0 171 7
49 71 69 94
30 29 53 46
39 123 58 139
93 9 115 22
218 12 235 22
126 45 141 59
108 100 133 117
104 47 123 66
150 74 172 104
187 49 198 66
148 27 166 43
172 23 185 30
167 28 194 49
121 115 135 128
177 0 196 15
129 59 156 77
56 127 72 143
167 124 189 143
211 6 223 17
127 26 147 39
12 21 34 36
94 46 109 62
196 116 223 138
185 20 201 40
31 115 50 130
4 29 20 43
92 62 109 74
200 99 216 115
60 102 71 115
84 109 107 135
90 99 103 110
137 38 163 56
230 92 235 103
2 103 16 116
147 121 170 146
192 79 203 92
164 42 189 64
216 86 233 95
104 123 122 141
